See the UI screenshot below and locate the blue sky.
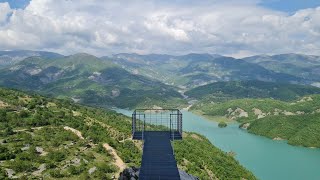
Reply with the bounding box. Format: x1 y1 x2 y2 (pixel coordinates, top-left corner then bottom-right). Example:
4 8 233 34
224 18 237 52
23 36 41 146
2 0 320 12
260 0 320 12
0 0 320 57
0 0 30 9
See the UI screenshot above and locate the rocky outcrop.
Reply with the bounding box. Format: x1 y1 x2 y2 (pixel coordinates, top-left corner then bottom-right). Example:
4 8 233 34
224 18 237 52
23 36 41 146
240 123 250 130
179 169 199 180
273 137 285 141
118 167 199 180
252 108 266 119
118 167 139 180
297 96 313 103
283 111 295 116
227 108 248 120
112 89 121 97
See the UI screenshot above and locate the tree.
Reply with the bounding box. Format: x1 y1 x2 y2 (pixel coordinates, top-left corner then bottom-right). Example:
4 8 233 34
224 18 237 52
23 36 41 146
4 127 14 136
218 122 227 128
0 109 7 122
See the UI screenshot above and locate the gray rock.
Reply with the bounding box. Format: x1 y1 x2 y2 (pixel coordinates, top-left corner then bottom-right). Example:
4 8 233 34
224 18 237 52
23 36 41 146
71 158 81 166
119 167 139 180
32 164 46 176
179 169 199 180
5 168 15 178
36 147 44 154
88 166 97 175
21 144 30 151
119 167 199 180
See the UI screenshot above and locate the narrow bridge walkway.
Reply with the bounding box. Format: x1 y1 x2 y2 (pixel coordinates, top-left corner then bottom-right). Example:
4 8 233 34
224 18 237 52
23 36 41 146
139 131 181 180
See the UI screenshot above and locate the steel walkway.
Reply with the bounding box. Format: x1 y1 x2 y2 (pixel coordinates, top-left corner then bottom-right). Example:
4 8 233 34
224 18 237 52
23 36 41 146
139 131 181 180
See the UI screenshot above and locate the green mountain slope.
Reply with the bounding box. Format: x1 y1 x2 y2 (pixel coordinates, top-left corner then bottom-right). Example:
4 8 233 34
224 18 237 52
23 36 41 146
191 95 320 147
185 80 320 102
242 53 320 83
0 50 64 68
0 88 256 179
104 53 303 89
0 54 186 109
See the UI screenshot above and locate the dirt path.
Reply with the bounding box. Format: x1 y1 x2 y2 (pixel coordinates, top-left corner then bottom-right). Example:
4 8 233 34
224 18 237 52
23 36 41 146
103 143 126 178
13 126 43 132
85 117 129 141
0 100 8 107
64 126 84 139
63 125 126 178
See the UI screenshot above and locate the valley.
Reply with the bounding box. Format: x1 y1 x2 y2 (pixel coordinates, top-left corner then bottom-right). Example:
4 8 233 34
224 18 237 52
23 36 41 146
0 88 256 179
107 53 305 88
190 95 320 147
1 50 320 179
0 53 187 109
115 108 320 180
1 0 320 179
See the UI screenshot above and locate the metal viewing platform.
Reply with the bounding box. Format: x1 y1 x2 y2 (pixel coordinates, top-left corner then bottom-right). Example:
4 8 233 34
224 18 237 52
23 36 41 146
132 109 182 179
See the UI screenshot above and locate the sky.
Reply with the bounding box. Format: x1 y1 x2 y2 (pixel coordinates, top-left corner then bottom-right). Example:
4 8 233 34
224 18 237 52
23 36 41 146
0 0 319 58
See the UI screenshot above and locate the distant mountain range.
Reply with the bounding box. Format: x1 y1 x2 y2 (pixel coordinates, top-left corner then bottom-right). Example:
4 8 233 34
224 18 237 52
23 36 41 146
0 50 64 68
105 53 307 88
243 54 320 84
0 50 320 108
0 53 185 108
185 80 320 102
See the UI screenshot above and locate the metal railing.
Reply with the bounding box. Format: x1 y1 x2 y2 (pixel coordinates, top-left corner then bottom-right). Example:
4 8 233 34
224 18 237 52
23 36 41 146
132 109 182 140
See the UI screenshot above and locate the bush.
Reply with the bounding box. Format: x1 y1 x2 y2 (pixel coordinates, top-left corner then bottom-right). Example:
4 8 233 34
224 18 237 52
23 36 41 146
96 162 118 173
218 122 227 128
68 164 86 175
0 167 7 180
48 151 66 162
49 169 65 178
9 160 34 172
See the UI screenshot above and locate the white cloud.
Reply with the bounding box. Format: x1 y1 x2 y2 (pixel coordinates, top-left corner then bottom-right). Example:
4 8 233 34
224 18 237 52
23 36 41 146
0 0 319 57
0 2 11 23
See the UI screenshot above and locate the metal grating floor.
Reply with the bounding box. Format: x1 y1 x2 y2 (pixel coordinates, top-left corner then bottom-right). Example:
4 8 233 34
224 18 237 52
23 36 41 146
139 131 181 180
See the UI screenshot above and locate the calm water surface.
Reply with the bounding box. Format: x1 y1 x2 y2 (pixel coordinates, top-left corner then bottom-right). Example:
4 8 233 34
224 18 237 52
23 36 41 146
114 108 320 180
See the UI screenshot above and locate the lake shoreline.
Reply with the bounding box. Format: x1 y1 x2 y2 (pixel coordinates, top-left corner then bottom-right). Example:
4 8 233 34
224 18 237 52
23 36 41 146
114 108 320 180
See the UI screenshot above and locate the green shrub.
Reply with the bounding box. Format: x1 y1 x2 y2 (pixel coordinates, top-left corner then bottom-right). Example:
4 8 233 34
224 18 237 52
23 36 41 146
49 169 64 178
48 151 66 162
68 164 86 175
218 122 227 128
96 162 118 173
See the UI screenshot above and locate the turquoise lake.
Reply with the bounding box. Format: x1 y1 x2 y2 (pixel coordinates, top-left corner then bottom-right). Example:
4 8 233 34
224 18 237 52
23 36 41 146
114 108 320 180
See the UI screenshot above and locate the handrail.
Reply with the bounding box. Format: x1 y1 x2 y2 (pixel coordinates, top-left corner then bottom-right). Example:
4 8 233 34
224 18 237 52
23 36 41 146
171 120 175 141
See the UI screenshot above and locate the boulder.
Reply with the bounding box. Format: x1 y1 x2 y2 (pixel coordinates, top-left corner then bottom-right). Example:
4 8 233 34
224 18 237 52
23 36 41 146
118 167 199 180
119 167 139 180
179 169 200 180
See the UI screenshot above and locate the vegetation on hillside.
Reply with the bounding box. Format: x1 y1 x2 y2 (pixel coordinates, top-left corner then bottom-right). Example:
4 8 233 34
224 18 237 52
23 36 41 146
173 133 256 180
0 88 256 179
108 53 302 88
242 53 320 82
0 54 187 109
185 80 320 102
248 114 320 148
218 122 228 128
191 95 320 148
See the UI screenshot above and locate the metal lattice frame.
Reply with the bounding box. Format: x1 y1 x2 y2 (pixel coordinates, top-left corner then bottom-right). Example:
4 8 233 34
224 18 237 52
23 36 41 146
132 109 182 139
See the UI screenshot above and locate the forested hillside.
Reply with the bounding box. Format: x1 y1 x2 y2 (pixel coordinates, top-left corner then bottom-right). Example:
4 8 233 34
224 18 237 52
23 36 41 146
107 53 303 88
0 50 64 68
0 54 187 109
185 80 320 102
191 95 320 147
0 88 256 179
243 53 320 82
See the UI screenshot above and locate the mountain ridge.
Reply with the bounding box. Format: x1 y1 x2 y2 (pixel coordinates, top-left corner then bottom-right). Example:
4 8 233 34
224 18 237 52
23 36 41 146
0 54 187 109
